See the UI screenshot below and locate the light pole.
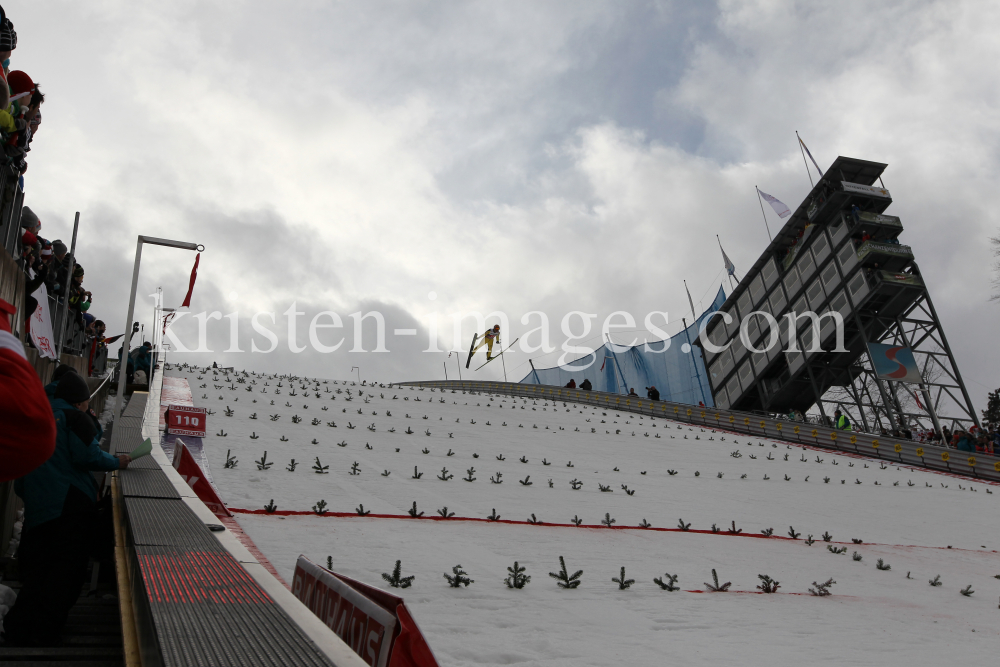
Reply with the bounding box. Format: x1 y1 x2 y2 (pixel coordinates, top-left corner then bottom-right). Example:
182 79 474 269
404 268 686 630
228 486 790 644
54 212 80 357
447 351 462 381
114 236 203 420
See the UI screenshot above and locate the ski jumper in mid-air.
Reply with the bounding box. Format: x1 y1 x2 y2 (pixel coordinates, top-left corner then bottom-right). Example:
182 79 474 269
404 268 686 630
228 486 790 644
473 325 501 360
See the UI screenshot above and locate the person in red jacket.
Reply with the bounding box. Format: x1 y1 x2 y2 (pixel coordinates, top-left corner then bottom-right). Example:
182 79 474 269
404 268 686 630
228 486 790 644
0 298 56 481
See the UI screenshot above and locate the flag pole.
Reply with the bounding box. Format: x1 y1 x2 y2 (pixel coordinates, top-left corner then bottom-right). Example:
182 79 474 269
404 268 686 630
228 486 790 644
755 187 772 241
683 280 697 321
795 131 814 188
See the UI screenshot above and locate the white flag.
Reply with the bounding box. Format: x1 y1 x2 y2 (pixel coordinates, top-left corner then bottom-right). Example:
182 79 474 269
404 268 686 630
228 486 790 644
757 188 791 218
28 281 58 360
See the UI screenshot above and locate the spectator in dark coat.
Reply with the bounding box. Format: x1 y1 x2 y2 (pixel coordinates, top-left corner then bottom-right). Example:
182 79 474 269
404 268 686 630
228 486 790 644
580 378 593 391
5 371 130 646
646 386 660 401
564 379 576 389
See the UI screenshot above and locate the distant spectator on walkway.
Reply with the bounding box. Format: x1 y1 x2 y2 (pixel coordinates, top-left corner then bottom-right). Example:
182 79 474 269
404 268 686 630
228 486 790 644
580 378 592 391
834 409 852 430
628 388 638 397
646 386 660 401
564 379 576 389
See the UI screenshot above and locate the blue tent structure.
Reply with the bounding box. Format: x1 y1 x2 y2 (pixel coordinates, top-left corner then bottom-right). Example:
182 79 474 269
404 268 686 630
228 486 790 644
519 286 726 406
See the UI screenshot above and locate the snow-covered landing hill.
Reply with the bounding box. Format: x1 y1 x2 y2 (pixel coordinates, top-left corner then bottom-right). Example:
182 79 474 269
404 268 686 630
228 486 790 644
167 366 999 667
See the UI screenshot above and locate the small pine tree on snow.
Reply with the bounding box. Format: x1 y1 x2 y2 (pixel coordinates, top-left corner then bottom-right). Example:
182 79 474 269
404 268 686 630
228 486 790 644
876 558 891 571
601 513 616 527
519 475 533 486
437 467 454 481
326 556 333 570
654 573 680 591
464 467 476 482
822 531 833 542
756 574 780 593
264 499 277 513
487 508 500 521
852 551 863 561
437 507 455 518
809 578 836 596
760 527 774 537
788 526 801 539
960 584 974 597
224 450 238 469
412 466 423 479
356 504 371 516
349 461 361 476
638 519 652 528
929 575 942 586
313 457 329 474
704 569 731 592
443 565 474 588
313 499 328 515
549 556 583 589
505 561 530 589
490 472 503 484
382 560 415 589
571 515 583 526
255 451 272 471
728 521 742 535
678 518 691 531
804 535 815 546
407 501 423 518
612 567 635 590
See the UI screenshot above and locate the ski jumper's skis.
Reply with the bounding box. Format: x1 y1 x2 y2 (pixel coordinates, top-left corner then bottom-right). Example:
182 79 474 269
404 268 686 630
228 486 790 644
465 333 479 368
474 338 519 371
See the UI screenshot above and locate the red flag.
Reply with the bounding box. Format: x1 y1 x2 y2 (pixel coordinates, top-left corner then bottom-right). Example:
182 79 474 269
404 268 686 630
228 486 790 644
181 253 200 308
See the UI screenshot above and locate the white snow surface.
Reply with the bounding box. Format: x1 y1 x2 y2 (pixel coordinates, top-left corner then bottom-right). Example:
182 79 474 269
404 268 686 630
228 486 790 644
169 366 1000 666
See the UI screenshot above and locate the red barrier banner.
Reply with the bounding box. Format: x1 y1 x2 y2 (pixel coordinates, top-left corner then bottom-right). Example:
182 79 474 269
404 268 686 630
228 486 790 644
292 556 439 667
171 439 232 518
166 404 207 437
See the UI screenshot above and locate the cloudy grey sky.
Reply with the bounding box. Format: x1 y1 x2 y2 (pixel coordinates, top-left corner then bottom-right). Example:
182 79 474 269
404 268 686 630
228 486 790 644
13 1 1000 410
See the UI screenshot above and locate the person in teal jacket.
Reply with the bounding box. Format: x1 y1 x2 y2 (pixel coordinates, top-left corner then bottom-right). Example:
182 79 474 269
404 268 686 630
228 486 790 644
954 430 976 452
4 371 130 646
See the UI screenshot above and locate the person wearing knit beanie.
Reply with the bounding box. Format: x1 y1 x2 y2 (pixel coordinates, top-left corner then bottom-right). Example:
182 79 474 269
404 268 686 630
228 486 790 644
7 69 33 109
0 8 15 114
44 364 77 398
54 370 90 407
20 205 39 232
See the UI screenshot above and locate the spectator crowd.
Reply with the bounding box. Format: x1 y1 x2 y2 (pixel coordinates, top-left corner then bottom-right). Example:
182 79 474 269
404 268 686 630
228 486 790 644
0 5 139 648
0 5 122 375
